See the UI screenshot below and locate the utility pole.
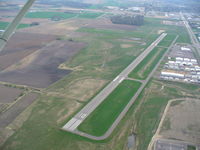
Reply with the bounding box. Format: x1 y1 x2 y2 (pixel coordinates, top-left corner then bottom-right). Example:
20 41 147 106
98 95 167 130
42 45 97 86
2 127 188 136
0 0 36 52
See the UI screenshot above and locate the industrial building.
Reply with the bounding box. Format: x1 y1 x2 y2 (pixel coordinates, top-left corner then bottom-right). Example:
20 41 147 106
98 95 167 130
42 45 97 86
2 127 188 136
161 71 185 78
160 44 200 84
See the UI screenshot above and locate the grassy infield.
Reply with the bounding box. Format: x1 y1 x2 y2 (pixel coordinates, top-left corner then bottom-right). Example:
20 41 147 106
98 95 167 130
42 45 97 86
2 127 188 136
79 80 142 136
1 17 195 150
128 34 176 80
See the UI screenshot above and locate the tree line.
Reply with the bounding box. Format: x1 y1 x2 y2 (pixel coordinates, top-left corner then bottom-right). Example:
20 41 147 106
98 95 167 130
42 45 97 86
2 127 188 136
110 15 144 26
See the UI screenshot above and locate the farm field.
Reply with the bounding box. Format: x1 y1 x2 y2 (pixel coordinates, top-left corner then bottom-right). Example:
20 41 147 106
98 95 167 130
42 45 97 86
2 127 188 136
0 21 29 30
0 17 195 150
78 80 142 136
26 12 77 19
0 32 57 70
0 85 23 104
0 17 50 24
25 11 104 19
0 40 86 88
0 92 38 129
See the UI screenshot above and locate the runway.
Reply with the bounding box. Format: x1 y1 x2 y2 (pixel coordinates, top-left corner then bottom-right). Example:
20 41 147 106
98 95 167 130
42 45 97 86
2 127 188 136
62 33 167 135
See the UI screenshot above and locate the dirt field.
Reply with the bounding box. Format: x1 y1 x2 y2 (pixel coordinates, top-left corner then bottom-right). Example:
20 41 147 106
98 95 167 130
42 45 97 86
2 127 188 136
19 19 84 35
0 85 23 104
19 18 137 37
120 44 134 48
0 32 57 70
0 93 38 129
0 10 19 17
85 18 137 31
159 99 200 144
0 40 86 88
65 78 107 101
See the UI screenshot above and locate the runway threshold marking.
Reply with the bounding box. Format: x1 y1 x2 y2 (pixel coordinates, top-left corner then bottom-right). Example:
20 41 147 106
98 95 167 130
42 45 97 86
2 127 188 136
68 119 82 131
63 118 77 129
113 76 119 82
80 113 87 119
63 118 83 131
118 77 125 83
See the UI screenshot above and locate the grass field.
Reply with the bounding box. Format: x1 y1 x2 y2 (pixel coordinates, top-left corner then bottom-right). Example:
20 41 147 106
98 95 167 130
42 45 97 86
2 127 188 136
78 80 142 136
0 21 30 30
128 47 168 80
26 11 103 19
26 12 77 19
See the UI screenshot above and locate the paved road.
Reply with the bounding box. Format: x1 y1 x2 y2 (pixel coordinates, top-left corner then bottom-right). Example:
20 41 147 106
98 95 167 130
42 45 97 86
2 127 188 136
180 12 200 56
62 33 167 138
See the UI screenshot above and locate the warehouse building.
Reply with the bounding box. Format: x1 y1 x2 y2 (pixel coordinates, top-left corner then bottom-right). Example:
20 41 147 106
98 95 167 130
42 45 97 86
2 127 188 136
161 71 185 79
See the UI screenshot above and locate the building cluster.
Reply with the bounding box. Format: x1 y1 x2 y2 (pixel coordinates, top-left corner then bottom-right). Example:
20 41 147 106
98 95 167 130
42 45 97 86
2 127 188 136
162 20 183 26
106 6 145 14
160 45 200 84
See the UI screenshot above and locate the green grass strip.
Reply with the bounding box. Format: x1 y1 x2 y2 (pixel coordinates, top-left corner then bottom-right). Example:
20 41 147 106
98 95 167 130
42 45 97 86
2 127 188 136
26 12 77 19
157 34 176 47
78 80 142 136
129 47 167 80
26 11 103 19
0 21 29 30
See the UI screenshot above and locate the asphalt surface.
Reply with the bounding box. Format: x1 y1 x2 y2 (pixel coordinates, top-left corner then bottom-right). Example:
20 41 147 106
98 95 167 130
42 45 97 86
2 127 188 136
62 33 167 139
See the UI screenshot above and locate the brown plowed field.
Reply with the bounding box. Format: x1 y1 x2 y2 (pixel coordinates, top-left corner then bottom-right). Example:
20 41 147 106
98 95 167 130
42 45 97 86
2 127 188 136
0 40 86 88
0 32 57 70
0 85 23 103
19 19 81 35
0 93 38 128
